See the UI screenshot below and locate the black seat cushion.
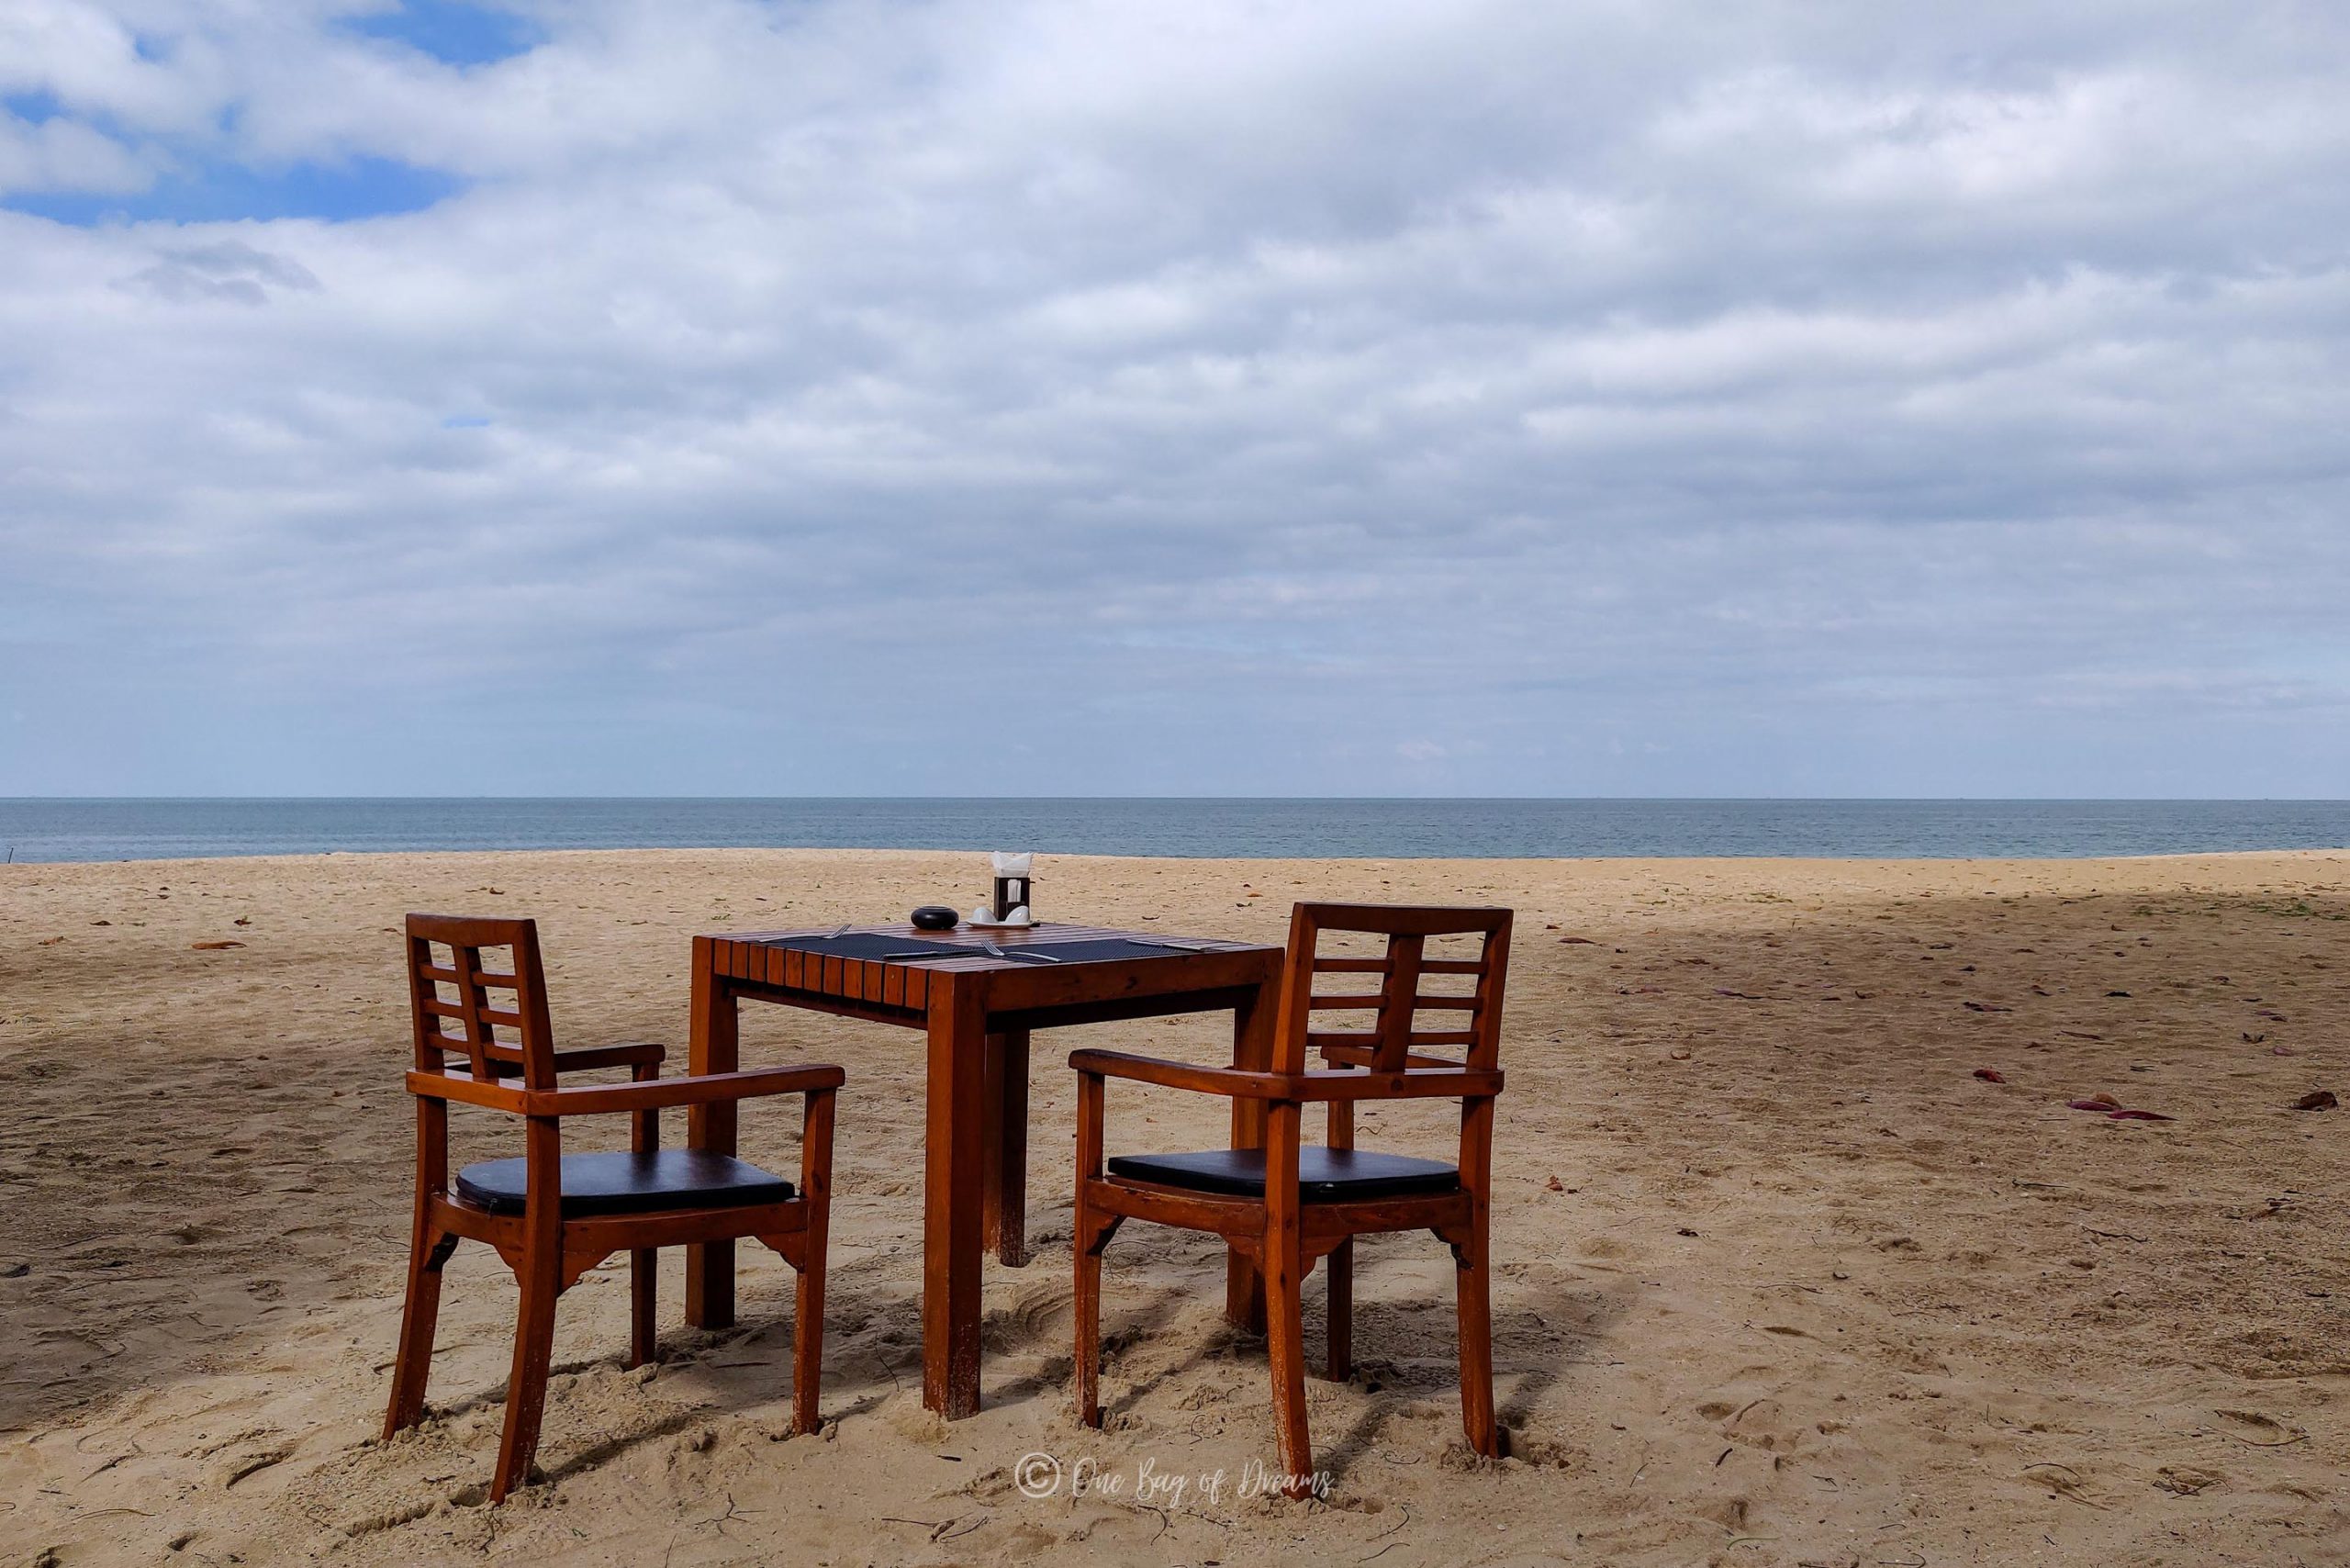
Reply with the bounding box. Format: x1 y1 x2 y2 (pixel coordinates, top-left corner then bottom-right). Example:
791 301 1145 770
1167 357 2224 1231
456 1150 794 1217
1106 1147 1460 1202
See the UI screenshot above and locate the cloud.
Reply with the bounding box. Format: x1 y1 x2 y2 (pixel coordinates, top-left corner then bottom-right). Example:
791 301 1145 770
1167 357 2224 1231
119 238 320 304
1 0 2347 794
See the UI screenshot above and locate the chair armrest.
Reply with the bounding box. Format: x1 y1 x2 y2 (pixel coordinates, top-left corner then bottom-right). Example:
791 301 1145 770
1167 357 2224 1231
406 1068 530 1112
407 1064 842 1117
532 1065 844 1116
1069 1047 1287 1099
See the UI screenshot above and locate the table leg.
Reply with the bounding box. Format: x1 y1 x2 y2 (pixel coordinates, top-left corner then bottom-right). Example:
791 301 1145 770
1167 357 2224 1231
686 939 740 1329
1225 977 1275 1332
981 1028 1031 1268
923 974 988 1417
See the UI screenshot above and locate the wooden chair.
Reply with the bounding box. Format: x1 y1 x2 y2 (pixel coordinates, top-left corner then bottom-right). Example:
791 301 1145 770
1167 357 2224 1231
384 914 842 1502
1072 902 1511 1494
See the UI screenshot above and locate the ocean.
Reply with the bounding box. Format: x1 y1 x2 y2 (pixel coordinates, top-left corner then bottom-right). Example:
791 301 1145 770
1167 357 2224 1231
1 798 2345 864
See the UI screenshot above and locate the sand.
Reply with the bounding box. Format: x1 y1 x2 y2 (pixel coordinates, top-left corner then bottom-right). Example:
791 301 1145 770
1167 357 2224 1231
2 847 2346 1567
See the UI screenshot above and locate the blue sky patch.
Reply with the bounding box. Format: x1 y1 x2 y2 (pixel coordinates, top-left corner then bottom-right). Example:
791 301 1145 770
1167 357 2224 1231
4 90 62 125
4 154 464 225
343 1 543 67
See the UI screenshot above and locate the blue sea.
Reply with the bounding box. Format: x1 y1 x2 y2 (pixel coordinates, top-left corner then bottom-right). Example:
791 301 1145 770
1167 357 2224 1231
1 798 2345 864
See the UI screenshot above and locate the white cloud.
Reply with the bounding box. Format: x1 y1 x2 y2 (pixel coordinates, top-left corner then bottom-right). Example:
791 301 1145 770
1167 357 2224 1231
0 110 155 193
2 0 2348 794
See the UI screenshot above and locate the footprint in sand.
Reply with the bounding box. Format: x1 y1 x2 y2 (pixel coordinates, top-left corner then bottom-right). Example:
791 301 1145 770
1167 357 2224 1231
982 1279 1072 1352
2214 1408 2308 1448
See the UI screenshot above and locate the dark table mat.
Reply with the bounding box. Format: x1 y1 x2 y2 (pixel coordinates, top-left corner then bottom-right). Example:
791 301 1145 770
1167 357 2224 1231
757 933 979 962
983 936 1233 964
758 933 1236 965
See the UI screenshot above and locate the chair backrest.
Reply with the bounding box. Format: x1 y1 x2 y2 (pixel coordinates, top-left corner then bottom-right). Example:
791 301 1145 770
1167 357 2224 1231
1274 902 1512 1076
404 913 561 1091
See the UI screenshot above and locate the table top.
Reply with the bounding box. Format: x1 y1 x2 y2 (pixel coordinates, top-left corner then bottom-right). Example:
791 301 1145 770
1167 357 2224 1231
699 921 1281 1015
711 920 1271 961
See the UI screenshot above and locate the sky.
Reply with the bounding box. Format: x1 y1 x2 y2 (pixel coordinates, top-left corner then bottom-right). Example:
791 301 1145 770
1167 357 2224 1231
3 2 2348 798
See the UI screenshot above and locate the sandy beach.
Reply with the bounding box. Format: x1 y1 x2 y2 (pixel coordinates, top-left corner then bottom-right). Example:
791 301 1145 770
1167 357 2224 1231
3 848 2346 1567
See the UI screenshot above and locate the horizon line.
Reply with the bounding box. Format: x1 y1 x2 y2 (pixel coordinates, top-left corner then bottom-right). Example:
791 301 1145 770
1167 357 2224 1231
6 795 2349 806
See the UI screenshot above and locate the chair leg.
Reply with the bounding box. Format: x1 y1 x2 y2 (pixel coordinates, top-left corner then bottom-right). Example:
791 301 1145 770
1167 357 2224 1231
1263 1226 1314 1497
385 1224 455 1437
1225 1259 1268 1336
1074 1211 1104 1428
792 1213 828 1436
630 1064 659 1371
790 1086 837 1436
1322 1095 1355 1382
1323 1238 1353 1382
491 1235 562 1502
628 1249 656 1369
1454 1215 1497 1458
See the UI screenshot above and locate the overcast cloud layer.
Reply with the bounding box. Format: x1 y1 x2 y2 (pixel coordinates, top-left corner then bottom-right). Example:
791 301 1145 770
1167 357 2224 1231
5 1 2348 796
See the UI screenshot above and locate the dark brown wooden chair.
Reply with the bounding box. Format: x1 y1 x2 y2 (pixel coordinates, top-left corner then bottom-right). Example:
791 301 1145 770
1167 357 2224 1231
384 914 842 1502
1072 902 1511 1494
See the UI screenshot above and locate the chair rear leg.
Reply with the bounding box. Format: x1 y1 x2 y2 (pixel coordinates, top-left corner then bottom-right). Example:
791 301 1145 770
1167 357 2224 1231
628 1249 656 1369
1225 1255 1267 1335
1454 1215 1497 1457
491 1241 562 1502
1264 1228 1314 1496
1322 1097 1355 1383
385 1226 457 1437
1071 1197 1125 1428
630 1087 659 1369
1323 1238 1353 1381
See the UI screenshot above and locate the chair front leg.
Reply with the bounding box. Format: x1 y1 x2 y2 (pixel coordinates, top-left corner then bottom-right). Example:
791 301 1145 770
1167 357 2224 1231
792 1086 836 1435
1074 1069 1106 1427
492 1117 565 1503
1260 1102 1314 1497
1452 1203 1496 1456
1455 1093 1498 1457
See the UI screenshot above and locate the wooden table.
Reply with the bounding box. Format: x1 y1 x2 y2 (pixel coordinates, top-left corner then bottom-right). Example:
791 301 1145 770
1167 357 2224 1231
683 922 1284 1418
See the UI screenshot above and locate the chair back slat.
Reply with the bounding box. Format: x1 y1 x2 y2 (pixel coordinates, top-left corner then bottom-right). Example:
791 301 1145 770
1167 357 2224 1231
1311 955 1484 977
1371 933 1424 1072
404 913 560 1090
1277 902 1511 1075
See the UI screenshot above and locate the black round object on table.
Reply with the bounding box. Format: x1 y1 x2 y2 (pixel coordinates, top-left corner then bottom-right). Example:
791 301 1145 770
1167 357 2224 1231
910 905 959 931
